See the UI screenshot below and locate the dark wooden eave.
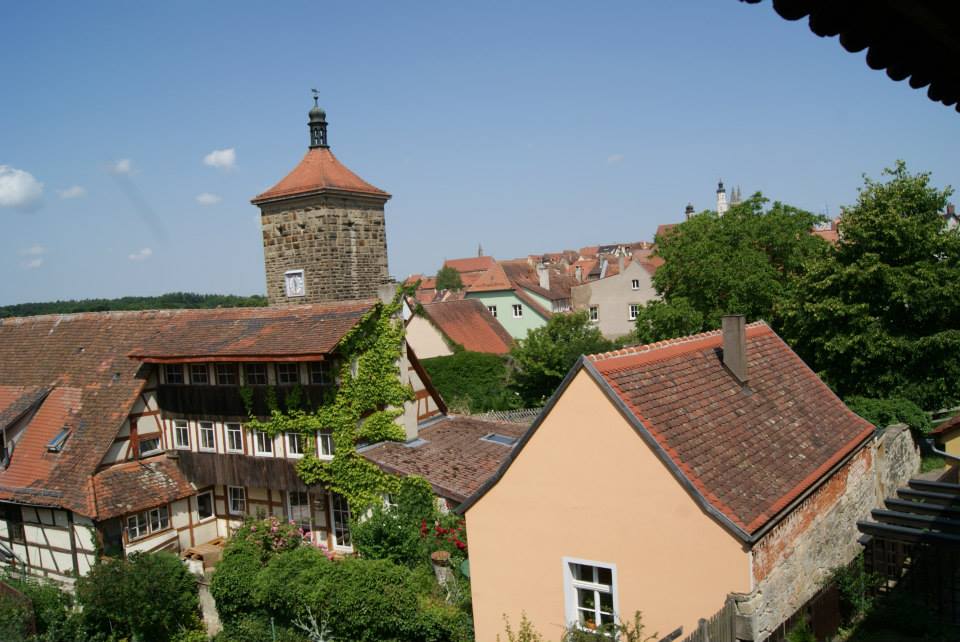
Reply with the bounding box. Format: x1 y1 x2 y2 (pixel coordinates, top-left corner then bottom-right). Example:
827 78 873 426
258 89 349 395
743 0 960 112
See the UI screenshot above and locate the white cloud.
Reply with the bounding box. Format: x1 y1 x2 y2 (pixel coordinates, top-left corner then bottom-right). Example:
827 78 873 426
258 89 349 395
203 148 236 170
19 244 45 256
109 159 134 175
196 192 222 205
606 154 625 165
128 247 153 262
0 165 44 209
23 257 43 269
58 185 86 199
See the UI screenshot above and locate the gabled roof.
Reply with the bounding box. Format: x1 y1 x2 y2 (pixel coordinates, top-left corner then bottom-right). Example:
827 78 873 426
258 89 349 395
420 300 513 355
128 301 375 362
460 322 875 542
465 262 513 293
362 416 527 503
443 256 497 274
251 147 390 205
92 455 195 520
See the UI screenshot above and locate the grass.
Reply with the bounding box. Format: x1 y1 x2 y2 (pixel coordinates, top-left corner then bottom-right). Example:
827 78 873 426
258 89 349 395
921 454 946 473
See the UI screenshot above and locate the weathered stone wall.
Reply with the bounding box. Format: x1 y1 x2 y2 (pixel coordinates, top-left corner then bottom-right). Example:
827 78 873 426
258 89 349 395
735 425 919 641
259 193 389 304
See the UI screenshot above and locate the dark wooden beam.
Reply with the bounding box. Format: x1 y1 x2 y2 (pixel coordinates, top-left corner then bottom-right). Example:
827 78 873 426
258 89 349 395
857 520 960 545
885 498 960 519
896 488 960 506
871 509 960 535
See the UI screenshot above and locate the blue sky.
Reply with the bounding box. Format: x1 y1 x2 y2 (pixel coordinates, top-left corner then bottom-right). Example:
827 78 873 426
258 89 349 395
1 1 956 305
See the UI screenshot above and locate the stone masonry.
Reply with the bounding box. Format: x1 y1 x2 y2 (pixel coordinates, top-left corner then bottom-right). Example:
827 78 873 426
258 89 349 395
731 425 920 641
259 193 389 304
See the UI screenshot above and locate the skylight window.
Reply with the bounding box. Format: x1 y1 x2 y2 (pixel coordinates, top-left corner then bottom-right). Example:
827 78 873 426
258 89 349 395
481 433 518 447
47 428 70 453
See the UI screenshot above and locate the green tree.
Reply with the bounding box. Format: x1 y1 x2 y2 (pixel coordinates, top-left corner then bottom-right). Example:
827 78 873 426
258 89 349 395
509 311 614 406
352 476 438 566
845 396 932 434
435 266 464 291
633 297 706 344
779 162 960 408
653 193 827 329
421 351 519 412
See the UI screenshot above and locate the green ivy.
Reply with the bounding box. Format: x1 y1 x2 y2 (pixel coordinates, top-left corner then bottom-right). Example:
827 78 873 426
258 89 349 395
239 286 414 510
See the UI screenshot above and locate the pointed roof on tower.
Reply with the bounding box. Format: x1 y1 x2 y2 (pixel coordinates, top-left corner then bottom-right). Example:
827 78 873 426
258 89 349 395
252 95 390 205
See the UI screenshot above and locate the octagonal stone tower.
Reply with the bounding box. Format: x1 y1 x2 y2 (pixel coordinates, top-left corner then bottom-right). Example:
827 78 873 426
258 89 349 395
252 98 391 304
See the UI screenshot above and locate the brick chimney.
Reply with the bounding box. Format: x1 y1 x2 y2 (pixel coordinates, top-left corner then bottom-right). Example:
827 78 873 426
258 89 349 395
721 315 748 383
536 263 550 290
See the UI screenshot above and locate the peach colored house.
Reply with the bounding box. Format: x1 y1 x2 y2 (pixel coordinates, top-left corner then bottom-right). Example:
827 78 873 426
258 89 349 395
461 317 899 642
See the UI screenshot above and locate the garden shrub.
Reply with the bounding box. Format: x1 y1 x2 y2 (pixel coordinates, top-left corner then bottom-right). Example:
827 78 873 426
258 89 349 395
210 540 263 626
499 613 544 642
784 617 815 642
77 551 200 642
353 476 437 566
421 351 519 412
560 611 658 642
230 515 308 563
214 615 307 642
0 591 32 642
252 546 335 624
845 396 932 434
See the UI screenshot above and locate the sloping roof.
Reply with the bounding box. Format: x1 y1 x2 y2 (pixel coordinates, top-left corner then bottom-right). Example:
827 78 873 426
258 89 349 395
0 386 50 432
128 301 375 362
501 260 578 301
362 416 527 502
421 300 513 355
466 262 514 293
251 147 390 204
512 288 553 320
655 223 678 241
932 414 960 437
742 1 960 112
92 456 196 520
460 323 875 542
443 256 497 274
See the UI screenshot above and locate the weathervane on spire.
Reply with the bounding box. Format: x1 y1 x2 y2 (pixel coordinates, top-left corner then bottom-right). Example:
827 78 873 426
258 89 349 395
308 89 329 149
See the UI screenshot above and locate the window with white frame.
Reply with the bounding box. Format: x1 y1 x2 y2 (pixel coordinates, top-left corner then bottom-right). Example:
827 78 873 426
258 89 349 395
564 559 617 631
285 269 306 298
126 505 170 541
317 431 334 459
288 490 311 531
512 304 523 318
631 278 640 290
190 364 209 385
199 421 216 451
276 363 300 385
196 490 214 521
126 512 149 540
330 492 352 549
225 423 243 453
173 420 190 449
628 304 640 321
149 506 169 532
309 361 332 385
589 305 599 321
164 364 184 385
487 305 498 318
254 430 273 456
244 363 268 386
216 363 238 385
227 486 246 515
139 436 162 457
286 432 305 458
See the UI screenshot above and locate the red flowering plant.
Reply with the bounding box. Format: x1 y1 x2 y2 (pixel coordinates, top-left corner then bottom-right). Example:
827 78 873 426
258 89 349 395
420 513 468 557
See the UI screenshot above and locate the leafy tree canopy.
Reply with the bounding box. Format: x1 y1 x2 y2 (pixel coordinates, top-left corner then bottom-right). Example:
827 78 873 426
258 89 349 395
634 296 705 344
653 193 827 329
779 162 960 408
509 311 614 406
435 266 464 291
421 351 519 413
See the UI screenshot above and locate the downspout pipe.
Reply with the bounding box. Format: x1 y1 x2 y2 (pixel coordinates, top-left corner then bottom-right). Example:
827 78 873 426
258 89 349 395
922 437 960 463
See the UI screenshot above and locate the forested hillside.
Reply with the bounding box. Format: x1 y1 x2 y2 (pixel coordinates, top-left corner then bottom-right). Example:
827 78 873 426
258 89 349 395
0 292 267 318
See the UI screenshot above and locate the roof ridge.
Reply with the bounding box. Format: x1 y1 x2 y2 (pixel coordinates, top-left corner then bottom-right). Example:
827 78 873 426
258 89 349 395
588 320 769 362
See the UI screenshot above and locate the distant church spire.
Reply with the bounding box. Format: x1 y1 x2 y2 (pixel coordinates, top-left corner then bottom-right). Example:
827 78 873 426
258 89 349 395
685 202 695 219
308 89 329 149
478 242 484 257
716 179 728 216
730 185 742 206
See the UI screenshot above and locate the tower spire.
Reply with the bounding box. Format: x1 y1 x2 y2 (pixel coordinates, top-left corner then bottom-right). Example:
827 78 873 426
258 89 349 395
308 89 329 149
716 179 728 216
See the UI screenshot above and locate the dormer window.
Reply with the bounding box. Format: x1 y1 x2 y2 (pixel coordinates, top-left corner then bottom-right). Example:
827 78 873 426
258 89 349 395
285 269 306 298
139 436 162 457
190 364 209 385
164 364 184 385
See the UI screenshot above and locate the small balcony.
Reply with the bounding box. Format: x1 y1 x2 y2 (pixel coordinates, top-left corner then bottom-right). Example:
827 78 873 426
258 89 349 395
157 384 332 417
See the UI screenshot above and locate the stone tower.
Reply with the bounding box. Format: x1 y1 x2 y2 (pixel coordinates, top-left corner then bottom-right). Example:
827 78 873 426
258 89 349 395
252 97 391 304
716 179 728 216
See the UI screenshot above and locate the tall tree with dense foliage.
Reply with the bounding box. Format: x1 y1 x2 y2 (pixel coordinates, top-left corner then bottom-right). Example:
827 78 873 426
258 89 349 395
780 162 960 409
633 296 705 344
435 266 464 291
652 194 827 330
509 311 614 405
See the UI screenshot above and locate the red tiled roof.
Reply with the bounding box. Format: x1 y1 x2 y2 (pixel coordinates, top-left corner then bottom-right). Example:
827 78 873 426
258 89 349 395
466 262 514 293
0 386 49 431
92 455 195 520
932 413 960 436
128 301 375 362
363 416 527 502
655 223 678 241
443 256 497 274
251 147 390 204
501 261 577 301
421 300 513 355
588 323 875 536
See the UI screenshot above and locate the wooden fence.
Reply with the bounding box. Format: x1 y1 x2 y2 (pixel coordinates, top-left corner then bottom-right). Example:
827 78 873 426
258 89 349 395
678 599 736 642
